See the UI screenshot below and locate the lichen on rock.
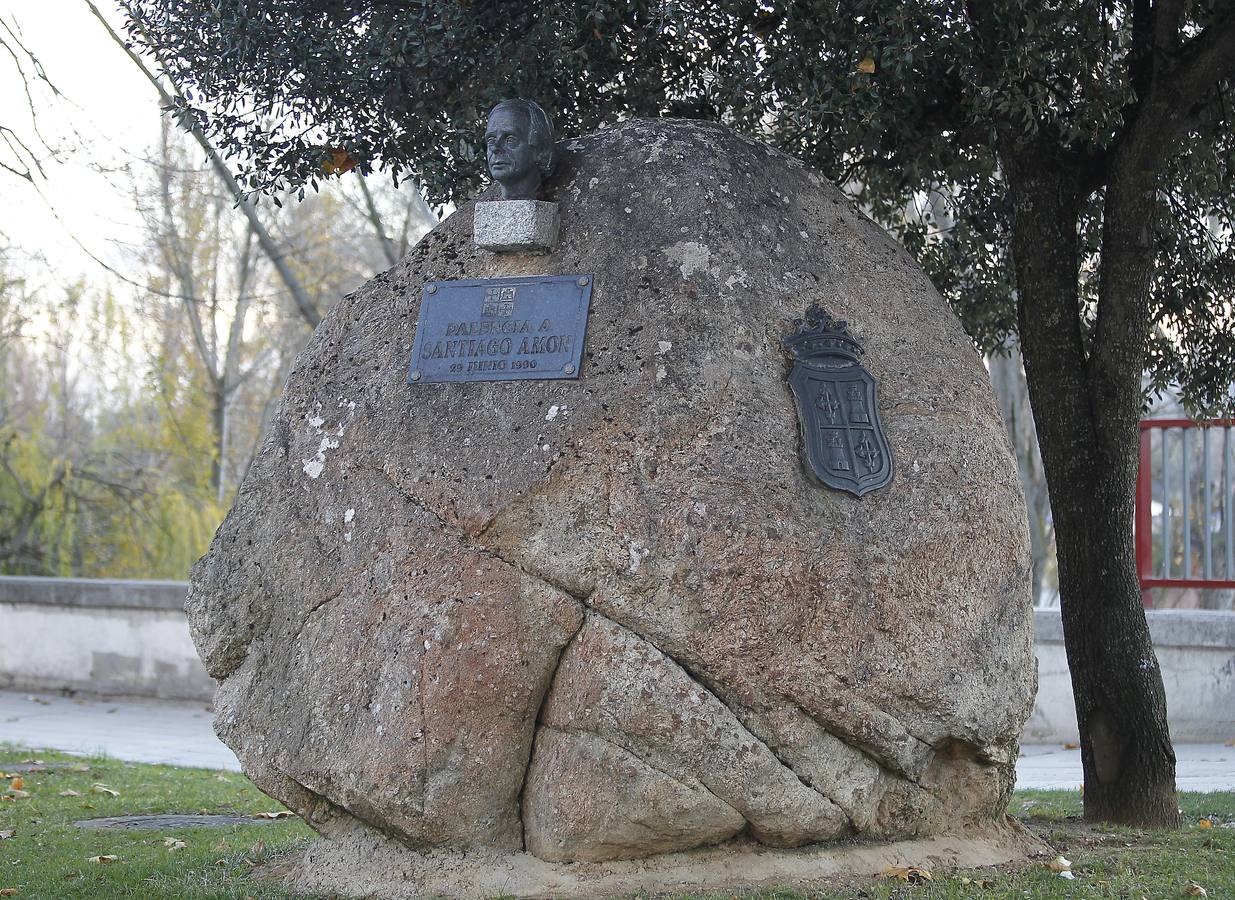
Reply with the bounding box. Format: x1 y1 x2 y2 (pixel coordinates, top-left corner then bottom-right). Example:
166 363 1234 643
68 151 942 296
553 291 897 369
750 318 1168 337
188 118 1036 875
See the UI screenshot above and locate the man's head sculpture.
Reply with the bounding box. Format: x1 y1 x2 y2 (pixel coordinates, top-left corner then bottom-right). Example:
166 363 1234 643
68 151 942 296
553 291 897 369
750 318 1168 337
485 99 556 200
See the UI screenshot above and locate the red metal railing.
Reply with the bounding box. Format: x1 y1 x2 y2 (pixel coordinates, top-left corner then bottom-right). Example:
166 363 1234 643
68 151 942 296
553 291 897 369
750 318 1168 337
1136 419 1235 606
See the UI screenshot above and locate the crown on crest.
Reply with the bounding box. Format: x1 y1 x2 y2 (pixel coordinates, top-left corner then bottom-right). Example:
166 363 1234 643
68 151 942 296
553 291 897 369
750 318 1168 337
781 305 864 363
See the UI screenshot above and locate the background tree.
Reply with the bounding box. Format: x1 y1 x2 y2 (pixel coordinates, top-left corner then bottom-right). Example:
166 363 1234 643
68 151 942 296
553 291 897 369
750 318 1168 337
121 0 1235 826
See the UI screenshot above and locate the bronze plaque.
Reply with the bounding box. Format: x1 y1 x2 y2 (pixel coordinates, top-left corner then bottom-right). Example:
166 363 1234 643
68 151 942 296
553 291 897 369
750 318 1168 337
408 274 592 383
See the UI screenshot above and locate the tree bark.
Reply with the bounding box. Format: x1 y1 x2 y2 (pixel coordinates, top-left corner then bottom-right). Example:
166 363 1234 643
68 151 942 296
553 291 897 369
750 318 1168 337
1003 144 1178 827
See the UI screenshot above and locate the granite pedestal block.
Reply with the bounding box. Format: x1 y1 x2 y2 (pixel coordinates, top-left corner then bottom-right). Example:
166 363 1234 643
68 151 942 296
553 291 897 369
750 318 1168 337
474 200 560 253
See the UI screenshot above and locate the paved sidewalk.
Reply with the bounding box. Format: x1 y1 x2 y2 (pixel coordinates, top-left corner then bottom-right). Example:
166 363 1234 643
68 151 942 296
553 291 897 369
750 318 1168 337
2 689 1232 790
1019 742 1235 791
0 689 238 771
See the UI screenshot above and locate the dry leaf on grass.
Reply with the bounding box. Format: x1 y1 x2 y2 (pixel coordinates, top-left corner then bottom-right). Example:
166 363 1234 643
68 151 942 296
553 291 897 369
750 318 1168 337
88 855 118 864
881 865 932 883
251 810 293 819
1185 883 1208 897
1059 871 1077 880
1197 819 1213 829
0 831 12 840
90 783 119 797
0 888 17 896
58 790 80 797
163 838 187 851
1062 741 1080 750
7 778 22 791
1045 855 1072 872
5 790 28 799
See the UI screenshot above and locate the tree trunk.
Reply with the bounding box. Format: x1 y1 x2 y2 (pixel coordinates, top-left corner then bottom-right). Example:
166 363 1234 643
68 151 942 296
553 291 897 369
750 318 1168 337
211 383 226 501
1003 145 1178 827
988 346 1053 605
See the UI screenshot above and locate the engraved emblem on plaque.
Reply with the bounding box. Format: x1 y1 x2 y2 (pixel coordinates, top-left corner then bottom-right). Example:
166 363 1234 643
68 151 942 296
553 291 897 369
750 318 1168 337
782 306 893 497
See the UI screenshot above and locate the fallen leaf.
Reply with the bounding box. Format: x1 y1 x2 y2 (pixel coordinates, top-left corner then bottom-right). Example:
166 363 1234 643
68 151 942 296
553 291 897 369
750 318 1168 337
322 147 358 175
1062 741 1080 750
214 858 227 867
1045 855 1072 873
881 865 932 883
857 55 876 74
88 855 118 864
7 778 22 791
163 838 187 851
90 783 119 797
58 790 80 797
0 889 16 896
1197 819 1213 829
1059 870 1076 880
1185 883 1208 897
6 790 28 799
0 831 12 840
251 810 294 819
1224 738 1234 747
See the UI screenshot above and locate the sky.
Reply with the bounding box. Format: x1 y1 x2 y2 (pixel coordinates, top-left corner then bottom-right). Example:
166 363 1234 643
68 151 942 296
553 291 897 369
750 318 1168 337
0 1 180 281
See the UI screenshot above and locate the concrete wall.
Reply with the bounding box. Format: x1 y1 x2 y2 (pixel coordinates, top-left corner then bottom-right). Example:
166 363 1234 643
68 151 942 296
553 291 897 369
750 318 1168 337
1026 608 1235 743
3 579 1233 740
0 576 213 702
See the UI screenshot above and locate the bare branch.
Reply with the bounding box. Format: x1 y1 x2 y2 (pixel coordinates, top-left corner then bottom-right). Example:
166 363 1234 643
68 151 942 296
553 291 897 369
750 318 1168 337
86 0 322 328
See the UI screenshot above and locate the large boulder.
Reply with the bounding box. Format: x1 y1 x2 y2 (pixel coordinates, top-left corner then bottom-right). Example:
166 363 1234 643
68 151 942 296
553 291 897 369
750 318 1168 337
189 118 1037 889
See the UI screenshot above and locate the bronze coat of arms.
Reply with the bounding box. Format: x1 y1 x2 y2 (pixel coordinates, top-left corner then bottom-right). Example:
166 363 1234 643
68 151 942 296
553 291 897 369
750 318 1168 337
782 307 893 497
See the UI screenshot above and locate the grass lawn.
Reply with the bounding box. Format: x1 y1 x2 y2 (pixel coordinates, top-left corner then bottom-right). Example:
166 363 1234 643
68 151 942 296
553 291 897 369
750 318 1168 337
1 744 1232 899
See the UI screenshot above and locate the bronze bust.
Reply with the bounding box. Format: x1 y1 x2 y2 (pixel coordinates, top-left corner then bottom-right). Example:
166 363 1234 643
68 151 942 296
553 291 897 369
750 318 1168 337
485 99 556 200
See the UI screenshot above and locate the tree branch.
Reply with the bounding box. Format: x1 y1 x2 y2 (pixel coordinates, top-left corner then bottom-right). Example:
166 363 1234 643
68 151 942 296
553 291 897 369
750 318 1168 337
1118 7 1235 170
1165 8 1235 113
88 0 322 329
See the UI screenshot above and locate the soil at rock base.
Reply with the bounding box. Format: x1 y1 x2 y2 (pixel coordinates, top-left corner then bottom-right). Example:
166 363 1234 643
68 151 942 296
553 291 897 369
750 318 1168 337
188 117 1036 870
262 818 1053 899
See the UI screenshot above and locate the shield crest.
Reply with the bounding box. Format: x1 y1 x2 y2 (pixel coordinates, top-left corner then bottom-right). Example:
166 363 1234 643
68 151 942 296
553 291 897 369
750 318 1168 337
782 307 893 497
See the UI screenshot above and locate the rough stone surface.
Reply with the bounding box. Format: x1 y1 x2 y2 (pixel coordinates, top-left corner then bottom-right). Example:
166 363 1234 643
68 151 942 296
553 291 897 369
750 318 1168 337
189 117 1036 875
473 199 560 252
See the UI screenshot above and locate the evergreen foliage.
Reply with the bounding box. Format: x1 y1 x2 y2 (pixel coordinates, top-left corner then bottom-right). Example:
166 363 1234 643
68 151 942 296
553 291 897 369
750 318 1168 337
121 0 1235 407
